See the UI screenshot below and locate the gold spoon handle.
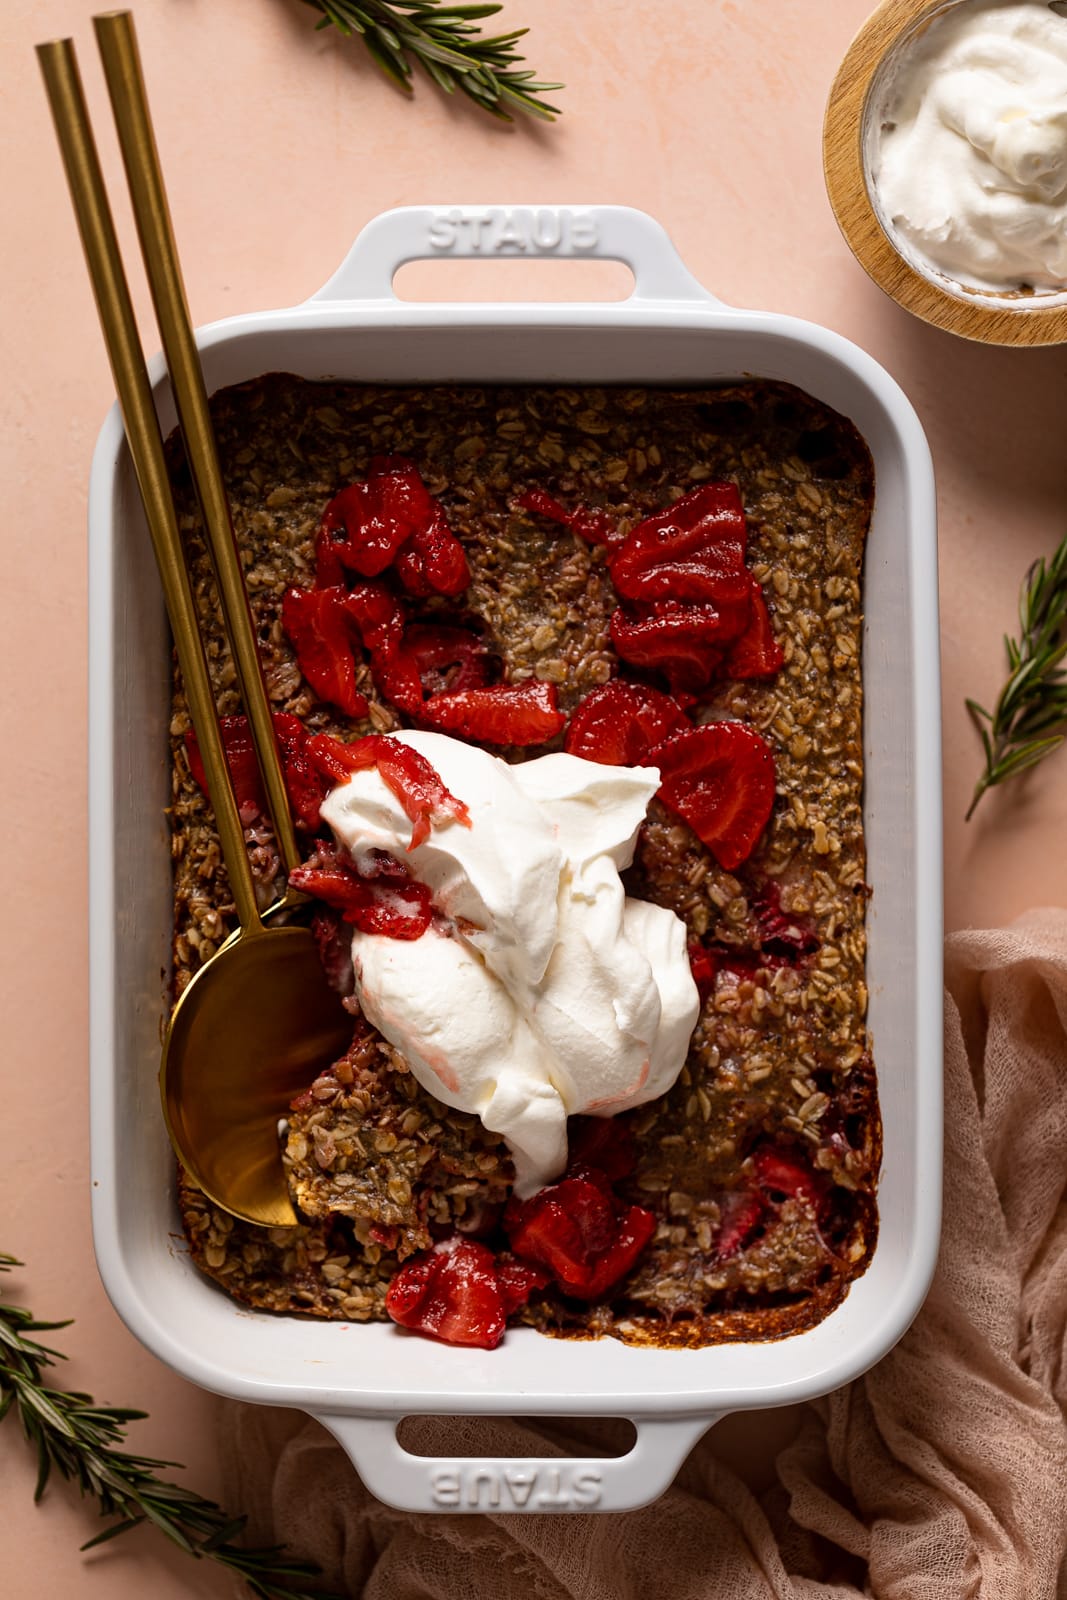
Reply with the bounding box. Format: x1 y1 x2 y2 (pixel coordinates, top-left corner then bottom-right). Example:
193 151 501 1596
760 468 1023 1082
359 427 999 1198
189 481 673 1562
93 9 302 887
37 35 265 936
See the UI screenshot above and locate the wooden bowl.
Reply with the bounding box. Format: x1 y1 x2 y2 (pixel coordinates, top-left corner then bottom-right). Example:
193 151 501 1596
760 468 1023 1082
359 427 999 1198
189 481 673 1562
823 0 1067 346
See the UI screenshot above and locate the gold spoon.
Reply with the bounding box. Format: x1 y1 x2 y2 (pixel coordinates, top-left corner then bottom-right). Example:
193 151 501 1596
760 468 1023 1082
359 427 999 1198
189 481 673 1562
93 9 307 911
38 22 351 1228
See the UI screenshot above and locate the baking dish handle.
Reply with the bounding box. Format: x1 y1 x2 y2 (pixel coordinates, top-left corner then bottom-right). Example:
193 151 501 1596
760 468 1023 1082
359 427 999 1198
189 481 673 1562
310 1411 721 1514
308 205 721 307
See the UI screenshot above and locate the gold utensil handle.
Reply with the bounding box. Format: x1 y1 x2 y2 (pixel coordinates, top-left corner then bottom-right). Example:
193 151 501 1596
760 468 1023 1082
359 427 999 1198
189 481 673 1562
36 35 265 935
93 9 303 887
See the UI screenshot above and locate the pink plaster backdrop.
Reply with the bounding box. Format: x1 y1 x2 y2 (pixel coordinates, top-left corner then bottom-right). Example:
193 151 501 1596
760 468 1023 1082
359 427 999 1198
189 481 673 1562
2 1 1066 1595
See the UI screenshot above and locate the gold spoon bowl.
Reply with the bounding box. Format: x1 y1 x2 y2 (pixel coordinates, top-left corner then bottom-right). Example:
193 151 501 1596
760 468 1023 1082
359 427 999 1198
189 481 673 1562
163 922 350 1228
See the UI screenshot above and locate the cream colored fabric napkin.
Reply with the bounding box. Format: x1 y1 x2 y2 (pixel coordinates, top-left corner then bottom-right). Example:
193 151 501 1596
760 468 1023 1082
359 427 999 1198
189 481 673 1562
220 912 1067 1598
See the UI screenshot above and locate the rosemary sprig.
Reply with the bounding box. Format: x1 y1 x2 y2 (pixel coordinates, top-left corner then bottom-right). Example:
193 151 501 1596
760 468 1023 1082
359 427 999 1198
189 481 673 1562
299 0 562 120
966 531 1067 818
0 1254 335 1600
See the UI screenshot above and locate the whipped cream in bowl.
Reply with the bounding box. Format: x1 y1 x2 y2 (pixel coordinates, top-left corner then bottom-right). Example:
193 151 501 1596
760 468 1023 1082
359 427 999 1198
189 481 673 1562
318 730 700 1198
866 0 1067 301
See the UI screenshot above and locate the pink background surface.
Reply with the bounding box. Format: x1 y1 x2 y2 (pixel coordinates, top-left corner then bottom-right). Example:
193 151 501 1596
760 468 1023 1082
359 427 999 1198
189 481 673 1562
3 0 1067 1594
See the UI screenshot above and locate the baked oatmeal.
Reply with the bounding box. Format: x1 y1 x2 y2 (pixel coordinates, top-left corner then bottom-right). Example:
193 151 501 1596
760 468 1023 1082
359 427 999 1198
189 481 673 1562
170 376 879 1348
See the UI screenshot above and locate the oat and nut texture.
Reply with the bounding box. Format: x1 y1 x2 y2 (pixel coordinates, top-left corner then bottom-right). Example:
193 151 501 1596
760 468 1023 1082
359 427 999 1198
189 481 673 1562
172 376 879 1346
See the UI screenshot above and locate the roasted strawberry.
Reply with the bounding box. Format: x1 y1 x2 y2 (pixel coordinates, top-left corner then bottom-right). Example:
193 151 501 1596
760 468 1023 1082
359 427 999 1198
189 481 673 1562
505 1172 655 1299
394 502 471 597
563 681 688 766
495 1259 551 1315
343 580 406 655
687 942 719 997
318 457 435 578
385 1239 507 1350
281 585 368 719
402 624 490 696
317 457 470 598
566 1115 638 1182
271 712 328 831
610 587 752 694
306 732 471 848
642 722 776 871
185 712 328 830
343 582 425 715
714 1190 764 1259
577 1205 658 1298
752 1147 828 1216
290 846 434 940
184 716 265 826
516 487 619 546
305 732 374 786
313 517 347 589
610 611 721 694
607 484 748 600
516 487 572 525
421 680 566 746
708 946 795 981
721 584 785 679
506 1194 590 1287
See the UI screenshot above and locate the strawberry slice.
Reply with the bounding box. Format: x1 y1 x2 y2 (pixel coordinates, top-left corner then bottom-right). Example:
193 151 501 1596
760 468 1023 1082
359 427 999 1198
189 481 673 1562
318 456 435 578
290 845 434 939
306 732 471 848
721 584 785 680
687 942 719 997
516 487 619 547
271 712 329 831
402 624 490 697
394 501 471 597
563 681 688 766
421 681 566 747
610 612 722 695
505 1171 655 1299
282 585 369 719
313 517 346 590
610 585 752 694
616 564 756 606
185 712 329 831
516 487 572 525
642 722 776 871
714 1190 764 1259
385 1239 507 1350
495 1259 551 1315
578 1205 657 1298
607 484 748 600
184 715 265 826
566 1116 638 1182
343 582 425 716
317 457 470 597
343 580 406 655
752 1147 828 1216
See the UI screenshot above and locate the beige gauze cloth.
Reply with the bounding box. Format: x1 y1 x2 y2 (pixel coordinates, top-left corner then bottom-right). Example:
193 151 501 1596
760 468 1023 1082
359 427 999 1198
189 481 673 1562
220 912 1067 1598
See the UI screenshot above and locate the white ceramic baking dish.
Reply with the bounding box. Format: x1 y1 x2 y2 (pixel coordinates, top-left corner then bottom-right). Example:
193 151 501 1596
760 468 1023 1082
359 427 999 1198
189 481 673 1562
89 205 942 1514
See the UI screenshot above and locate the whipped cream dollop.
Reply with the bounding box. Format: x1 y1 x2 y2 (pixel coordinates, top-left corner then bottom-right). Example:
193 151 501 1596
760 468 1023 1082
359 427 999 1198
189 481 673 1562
319 730 700 1196
870 0 1067 291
